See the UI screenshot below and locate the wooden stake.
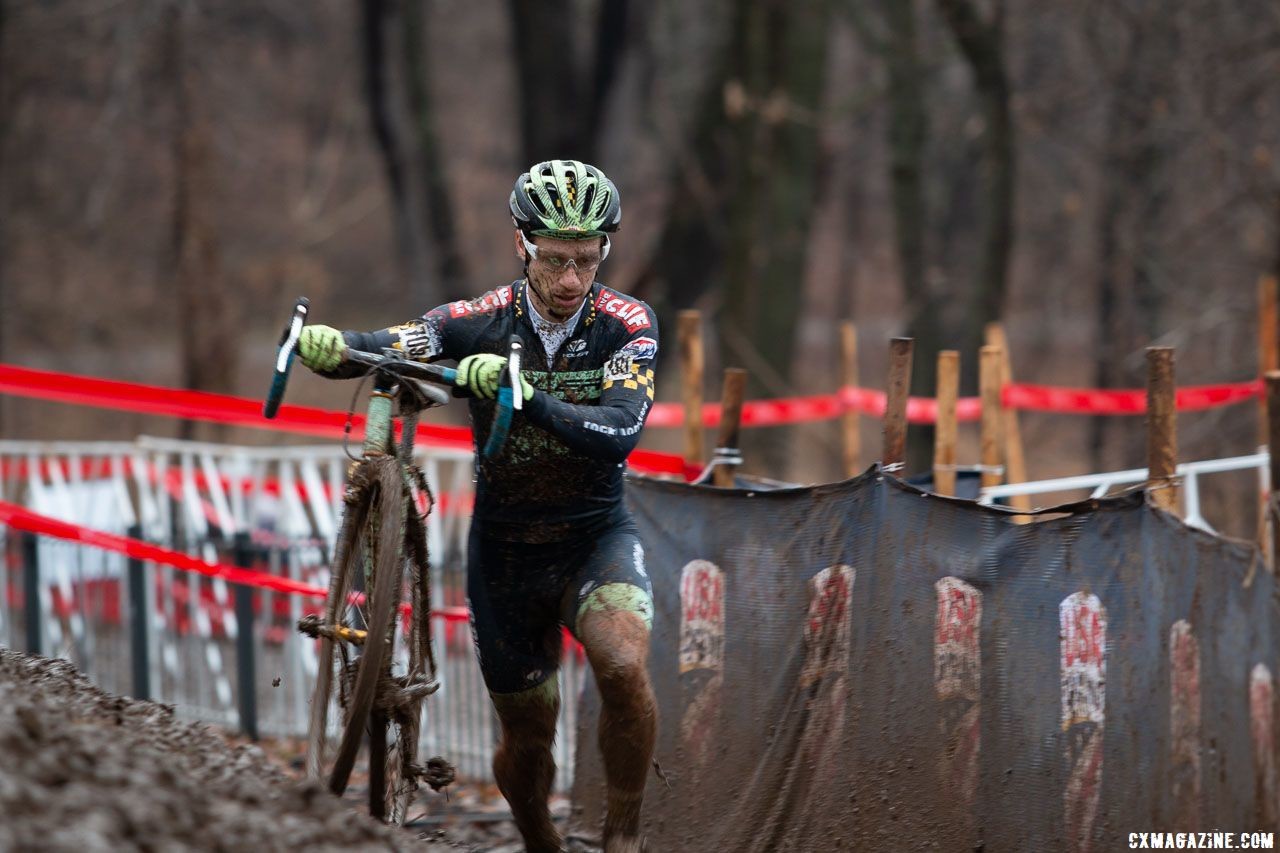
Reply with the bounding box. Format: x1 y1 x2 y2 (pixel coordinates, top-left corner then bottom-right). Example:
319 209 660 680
1146 347 1178 513
1260 276 1279 446
713 368 748 487
678 311 705 467
840 321 861 478
979 346 1003 490
1258 278 1278 550
933 351 959 496
1267 371 1280 568
984 323 1031 512
882 338 913 470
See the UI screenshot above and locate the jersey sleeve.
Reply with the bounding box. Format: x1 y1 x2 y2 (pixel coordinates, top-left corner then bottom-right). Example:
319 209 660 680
320 287 513 377
521 309 660 464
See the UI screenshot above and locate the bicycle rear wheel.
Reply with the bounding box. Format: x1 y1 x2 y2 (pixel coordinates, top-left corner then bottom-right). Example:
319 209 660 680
379 502 434 823
303 470 373 780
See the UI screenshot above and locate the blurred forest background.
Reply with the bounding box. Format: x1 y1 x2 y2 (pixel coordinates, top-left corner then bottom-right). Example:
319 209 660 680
1 0 1278 533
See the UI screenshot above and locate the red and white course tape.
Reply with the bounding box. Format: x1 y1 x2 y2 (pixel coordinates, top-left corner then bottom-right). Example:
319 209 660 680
0 499 470 622
0 362 1262 437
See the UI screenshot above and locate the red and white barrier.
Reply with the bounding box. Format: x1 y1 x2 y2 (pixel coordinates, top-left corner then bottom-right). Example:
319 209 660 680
0 498 471 622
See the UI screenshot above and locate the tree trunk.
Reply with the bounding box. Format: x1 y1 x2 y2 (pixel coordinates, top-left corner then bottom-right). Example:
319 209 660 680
507 0 633 166
401 0 466 301
508 0 584 164
881 0 937 473
167 4 234 441
0 0 8 435
583 0 631 162
1087 15 1174 470
933 0 1016 371
725 0 834 471
629 8 737 317
633 0 833 474
361 0 428 300
719 0 833 380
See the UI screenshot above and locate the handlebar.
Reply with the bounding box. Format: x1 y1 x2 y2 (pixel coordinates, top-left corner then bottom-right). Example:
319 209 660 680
262 297 521 460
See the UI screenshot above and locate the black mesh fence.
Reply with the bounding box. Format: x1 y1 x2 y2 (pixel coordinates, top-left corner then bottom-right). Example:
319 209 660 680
571 466 1278 851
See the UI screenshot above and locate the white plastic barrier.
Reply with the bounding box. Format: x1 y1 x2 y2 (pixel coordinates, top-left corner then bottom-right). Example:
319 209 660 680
0 436 585 793
978 449 1268 535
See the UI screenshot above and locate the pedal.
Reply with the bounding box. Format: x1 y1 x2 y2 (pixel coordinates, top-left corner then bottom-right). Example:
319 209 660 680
408 756 456 792
296 614 367 645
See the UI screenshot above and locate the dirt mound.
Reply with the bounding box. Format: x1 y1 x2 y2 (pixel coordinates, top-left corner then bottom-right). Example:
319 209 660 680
0 648 455 852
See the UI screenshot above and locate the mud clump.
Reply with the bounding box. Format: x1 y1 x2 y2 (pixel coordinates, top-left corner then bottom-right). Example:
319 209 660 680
0 648 444 851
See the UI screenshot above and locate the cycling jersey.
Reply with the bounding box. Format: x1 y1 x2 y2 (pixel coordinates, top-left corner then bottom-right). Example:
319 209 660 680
331 277 659 694
335 278 660 544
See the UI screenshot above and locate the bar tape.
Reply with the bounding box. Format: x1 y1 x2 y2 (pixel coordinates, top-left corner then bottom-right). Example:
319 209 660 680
0 498 471 622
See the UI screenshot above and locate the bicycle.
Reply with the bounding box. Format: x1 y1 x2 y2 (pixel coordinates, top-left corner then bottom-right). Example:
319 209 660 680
264 297 522 823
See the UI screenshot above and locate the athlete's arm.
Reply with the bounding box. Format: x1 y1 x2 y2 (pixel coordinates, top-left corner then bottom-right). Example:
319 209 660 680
522 322 659 464
316 289 503 378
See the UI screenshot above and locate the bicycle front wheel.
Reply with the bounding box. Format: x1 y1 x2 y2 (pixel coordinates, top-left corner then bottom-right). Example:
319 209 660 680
306 455 407 800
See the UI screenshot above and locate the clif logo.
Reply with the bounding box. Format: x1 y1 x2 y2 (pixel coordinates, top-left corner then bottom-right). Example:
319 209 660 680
594 289 651 331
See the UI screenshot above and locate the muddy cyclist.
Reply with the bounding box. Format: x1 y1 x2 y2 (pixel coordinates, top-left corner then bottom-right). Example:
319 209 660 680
297 159 658 853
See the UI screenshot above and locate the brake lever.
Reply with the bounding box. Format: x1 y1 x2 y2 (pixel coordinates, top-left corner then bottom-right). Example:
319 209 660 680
507 339 523 412
263 296 310 419
481 336 523 459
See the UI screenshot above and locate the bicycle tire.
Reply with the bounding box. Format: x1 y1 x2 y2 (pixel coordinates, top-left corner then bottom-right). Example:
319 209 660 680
304 474 374 779
327 455 407 797
380 504 433 823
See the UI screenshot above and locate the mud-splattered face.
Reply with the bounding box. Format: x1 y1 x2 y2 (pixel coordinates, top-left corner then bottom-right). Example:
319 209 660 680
515 231 605 322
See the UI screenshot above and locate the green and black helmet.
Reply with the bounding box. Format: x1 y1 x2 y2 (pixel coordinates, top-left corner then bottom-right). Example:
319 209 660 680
509 160 621 239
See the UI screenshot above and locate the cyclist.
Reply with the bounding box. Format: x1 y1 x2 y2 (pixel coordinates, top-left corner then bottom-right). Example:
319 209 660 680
298 159 657 853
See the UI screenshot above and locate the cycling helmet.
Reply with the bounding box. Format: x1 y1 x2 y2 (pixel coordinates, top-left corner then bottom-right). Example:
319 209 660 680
509 159 621 239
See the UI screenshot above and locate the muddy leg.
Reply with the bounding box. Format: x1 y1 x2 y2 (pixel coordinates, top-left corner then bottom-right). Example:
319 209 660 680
578 603 656 853
491 678 562 853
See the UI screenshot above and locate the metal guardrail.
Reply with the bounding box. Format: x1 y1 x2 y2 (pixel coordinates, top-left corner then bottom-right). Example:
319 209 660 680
0 437 584 793
978 449 1268 534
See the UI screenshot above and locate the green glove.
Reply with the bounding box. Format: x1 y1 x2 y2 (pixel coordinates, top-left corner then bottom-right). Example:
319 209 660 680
455 353 534 401
297 325 346 372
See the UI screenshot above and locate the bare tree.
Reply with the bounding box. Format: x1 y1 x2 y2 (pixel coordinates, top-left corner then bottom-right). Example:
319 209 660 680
933 0 1015 359
360 0 430 301
166 2 236 440
848 0 939 470
1082 1 1179 469
0 0 8 436
508 0 635 164
401 0 466 299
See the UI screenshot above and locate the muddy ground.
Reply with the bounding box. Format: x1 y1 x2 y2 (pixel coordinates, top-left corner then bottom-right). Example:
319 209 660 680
0 648 574 852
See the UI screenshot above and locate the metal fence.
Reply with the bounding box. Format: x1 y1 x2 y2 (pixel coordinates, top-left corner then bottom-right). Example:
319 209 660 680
0 437 585 792
979 448 1268 535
